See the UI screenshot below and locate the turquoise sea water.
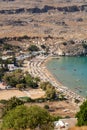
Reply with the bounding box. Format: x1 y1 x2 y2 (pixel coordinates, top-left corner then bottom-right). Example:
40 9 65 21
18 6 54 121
46 56 87 97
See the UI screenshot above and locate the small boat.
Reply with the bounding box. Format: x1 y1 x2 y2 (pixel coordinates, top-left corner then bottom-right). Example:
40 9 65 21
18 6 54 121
79 90 82 93
74 69 76 71
76 79 80 82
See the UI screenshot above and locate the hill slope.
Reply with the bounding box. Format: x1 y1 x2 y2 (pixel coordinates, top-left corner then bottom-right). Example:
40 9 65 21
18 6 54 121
0 0 87 40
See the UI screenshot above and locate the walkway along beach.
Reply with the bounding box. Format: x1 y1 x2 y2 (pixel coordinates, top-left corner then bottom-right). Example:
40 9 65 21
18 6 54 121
28 55 85 103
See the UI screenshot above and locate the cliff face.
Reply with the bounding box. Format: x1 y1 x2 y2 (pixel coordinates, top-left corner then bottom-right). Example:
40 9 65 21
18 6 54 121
57 40 87 56
0 5 87 14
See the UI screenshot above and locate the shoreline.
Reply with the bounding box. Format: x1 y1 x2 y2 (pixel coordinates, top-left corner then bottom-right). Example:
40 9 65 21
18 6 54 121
27 55 85 103
41 56 63 86
40 56 85 103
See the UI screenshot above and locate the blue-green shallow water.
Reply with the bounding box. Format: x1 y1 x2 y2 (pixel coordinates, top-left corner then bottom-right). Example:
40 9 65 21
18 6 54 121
46 56 87 97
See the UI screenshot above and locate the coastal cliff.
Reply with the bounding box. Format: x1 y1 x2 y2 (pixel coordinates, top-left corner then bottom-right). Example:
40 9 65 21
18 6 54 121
57 40 87 56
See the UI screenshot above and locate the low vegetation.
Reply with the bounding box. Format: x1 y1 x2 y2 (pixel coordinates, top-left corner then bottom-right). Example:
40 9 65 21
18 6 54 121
0 97 55 130
3 70 39 89
2 70 64 101
40 82 64 100
28 45 39 52
40 82 56 99
2 105 54 130
76 100 87 126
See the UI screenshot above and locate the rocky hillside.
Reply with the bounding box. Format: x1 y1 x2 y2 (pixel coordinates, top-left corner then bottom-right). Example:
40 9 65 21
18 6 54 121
0 4 87 14
0 0 87 40
0 0 87 56
57 40 87 56
1 35 87 56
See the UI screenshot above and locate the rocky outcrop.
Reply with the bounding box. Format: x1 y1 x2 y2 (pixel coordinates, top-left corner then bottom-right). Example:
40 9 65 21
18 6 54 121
57 40 87 56
0 5 87 14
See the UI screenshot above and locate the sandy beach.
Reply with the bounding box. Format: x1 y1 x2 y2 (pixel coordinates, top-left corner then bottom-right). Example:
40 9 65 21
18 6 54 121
42 56 85 101
27 55 85 103
41 56 63 86
0 55 85 102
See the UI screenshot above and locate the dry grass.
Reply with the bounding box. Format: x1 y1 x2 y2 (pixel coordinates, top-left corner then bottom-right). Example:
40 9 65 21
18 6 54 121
69 126 87 130
0 0 87 40
25 100 78 118
0 90 27 100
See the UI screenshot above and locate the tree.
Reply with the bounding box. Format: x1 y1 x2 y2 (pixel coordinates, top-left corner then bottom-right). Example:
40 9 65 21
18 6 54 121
25 74 32 85
76 100 87 126
41 44 46 49
16 83 25 90
44 105 49 109
3 70 25 87
3 96 24 115
28 45 39 52
25 74 38 88
40 82 56 99
2 105 54 130
3 43 12 50
26 105 53 130
0 68 7 81
40 82 51 90
2 105 29 130
46 87 56 99
34 77 40 84
12 56 17 66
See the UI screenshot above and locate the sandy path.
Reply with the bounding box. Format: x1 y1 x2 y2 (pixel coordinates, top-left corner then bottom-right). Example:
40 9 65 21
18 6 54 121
0 90 27 100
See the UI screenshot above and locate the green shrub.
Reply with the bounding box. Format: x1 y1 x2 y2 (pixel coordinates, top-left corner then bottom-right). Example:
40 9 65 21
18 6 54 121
82 43 87 49
0 100 7 104
44 105 49 109
28 45 39 52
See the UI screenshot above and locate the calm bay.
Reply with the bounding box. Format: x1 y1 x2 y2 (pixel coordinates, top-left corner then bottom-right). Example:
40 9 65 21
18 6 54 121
46 56 87 97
